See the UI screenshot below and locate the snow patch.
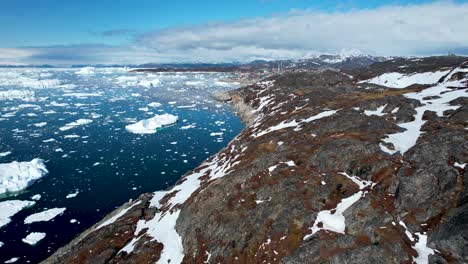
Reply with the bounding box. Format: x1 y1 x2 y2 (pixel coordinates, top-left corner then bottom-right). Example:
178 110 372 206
304 172 373 239
364 104 387 116
59 119 93 131
379 67 467 155
359 70 450 88
0 90 35 101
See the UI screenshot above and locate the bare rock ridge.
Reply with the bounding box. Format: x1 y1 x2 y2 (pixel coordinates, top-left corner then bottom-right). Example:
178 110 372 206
44 56 468 264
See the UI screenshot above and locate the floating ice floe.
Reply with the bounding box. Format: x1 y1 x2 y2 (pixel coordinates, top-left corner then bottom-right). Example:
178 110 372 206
4 257 19 263
59 118 93 131
33 122 47 127
148 102 162 108
63 92 103 98
0 151 12 158
397 221 434 263
0 159 48 195
359 70 450 88
0 241 3 248
138 79 161 88
65 191 79 199
180 124 196 130
0 90 35 101
2 76 61 89
209 132 223 137
63 134 80 139
75 67 95 75
0 200 36 228
24 208 66 224
31 194 41 200
125 114 178 134
22 232 46 245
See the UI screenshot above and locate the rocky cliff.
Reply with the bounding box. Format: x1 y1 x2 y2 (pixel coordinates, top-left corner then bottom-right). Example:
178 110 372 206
43 56 468 264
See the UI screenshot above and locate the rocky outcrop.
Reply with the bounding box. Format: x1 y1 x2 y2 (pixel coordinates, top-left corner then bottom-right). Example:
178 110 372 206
44 57 467 264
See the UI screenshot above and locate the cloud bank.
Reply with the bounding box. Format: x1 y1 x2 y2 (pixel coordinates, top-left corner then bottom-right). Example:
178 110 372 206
1 2 468 65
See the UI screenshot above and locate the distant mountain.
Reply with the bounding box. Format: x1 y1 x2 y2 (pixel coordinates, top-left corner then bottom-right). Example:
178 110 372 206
0 54 389 70
242 54 389 71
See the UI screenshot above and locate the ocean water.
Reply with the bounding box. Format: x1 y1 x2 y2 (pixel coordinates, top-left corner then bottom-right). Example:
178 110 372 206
0 67 243 263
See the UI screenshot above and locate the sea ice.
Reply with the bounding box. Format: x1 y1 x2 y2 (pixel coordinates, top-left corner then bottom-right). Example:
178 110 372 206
0 151 12 158
0 200 36 228
0 90 35 101
33 122 47 127
65 191 79 199
22 232 46 245
4 257 19 263
75 67 95 75
125 114 178 134
31 194 41 200
24 208 66 224
148 102 162 107
0 159 48 194
59 119 93 131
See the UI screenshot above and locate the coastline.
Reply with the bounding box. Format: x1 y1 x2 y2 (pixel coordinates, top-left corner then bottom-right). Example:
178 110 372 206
42 85 254 264
43 57 468 263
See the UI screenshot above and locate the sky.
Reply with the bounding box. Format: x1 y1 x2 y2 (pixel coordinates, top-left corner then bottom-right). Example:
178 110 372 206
0 0 467 65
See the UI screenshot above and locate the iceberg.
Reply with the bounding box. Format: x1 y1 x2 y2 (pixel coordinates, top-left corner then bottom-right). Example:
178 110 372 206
125 114 178 134
75 67 95 75
0 159 48 195
0 200 36 228
0 90 35 101
24 208 66 224
59 119 93 131
22 232 46 245
138 79 161 87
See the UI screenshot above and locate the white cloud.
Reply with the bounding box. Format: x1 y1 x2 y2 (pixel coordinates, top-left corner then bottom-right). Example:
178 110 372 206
1 2 468 65
138 2 468 58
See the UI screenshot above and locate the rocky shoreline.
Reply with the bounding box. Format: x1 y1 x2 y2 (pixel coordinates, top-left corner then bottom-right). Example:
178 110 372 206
43 56 467 263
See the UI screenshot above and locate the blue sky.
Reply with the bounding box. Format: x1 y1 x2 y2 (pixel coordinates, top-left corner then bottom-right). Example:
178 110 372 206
0 0 467 64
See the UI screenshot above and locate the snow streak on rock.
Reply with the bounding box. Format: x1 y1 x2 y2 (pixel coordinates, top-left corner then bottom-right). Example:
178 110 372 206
253 109 338 138
380 66 467 154
304 172 373 240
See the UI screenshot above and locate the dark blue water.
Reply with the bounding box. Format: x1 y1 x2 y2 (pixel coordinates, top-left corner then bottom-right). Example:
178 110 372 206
0 68 243 263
